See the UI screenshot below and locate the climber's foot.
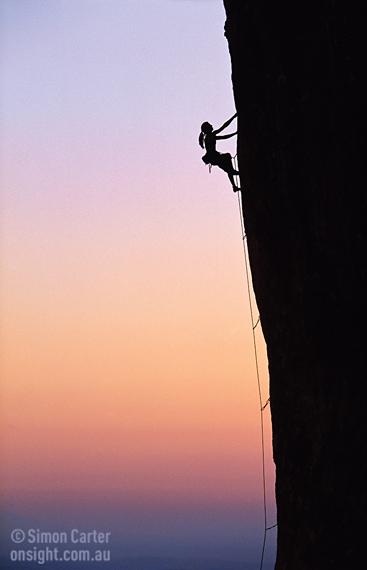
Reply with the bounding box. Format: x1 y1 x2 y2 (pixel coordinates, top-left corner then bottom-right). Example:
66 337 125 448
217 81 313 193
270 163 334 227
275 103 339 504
232 186 241 193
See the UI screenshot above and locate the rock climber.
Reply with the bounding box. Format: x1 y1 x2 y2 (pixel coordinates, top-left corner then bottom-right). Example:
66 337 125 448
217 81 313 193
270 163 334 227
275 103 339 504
198 112 240 192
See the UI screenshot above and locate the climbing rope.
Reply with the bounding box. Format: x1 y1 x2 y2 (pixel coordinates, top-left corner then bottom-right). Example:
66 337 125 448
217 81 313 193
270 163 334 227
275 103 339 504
253 315 260 330
232 155 276 570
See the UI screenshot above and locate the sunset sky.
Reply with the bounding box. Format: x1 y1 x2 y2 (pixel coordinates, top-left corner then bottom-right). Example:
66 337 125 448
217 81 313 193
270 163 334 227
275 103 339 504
0 0 275 567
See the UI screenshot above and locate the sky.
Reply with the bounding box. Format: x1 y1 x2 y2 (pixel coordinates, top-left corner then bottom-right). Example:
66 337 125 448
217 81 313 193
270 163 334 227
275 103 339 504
0 0 275 568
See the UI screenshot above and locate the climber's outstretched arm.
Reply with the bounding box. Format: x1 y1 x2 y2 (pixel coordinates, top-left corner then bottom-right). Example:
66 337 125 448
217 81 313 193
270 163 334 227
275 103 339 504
214 113 237 135
216 131 237 140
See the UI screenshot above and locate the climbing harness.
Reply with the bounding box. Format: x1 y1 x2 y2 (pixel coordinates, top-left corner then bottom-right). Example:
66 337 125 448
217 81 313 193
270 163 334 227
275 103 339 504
232 154 277 570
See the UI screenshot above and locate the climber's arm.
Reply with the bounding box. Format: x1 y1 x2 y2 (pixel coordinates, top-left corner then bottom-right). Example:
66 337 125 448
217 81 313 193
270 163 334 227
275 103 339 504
216 131 237 140
214 113 237 134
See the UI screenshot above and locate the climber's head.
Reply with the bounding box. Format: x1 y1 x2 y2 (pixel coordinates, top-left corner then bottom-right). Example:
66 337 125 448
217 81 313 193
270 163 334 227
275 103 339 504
198 122 213 148
201 122 213 134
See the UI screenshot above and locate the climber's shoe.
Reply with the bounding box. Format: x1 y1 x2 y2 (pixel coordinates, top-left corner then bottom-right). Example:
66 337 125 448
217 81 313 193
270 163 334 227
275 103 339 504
233 186 241 192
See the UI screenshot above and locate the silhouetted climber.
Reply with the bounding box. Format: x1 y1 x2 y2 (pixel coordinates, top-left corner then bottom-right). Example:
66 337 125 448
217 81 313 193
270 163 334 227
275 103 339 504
199 112 240 192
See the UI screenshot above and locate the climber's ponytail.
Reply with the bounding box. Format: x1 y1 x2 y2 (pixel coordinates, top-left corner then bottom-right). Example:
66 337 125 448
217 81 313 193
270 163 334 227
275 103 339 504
198 131 205 148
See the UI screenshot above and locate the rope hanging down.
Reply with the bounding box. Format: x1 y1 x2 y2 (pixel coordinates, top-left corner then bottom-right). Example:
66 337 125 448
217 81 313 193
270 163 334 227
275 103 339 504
232 155 277 570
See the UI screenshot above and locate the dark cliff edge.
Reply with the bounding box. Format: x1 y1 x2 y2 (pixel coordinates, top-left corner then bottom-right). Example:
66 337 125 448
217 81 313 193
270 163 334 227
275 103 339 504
223 2 366 569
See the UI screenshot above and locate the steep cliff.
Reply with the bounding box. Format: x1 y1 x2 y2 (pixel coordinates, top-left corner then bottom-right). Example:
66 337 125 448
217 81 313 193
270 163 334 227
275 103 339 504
223 2 366 569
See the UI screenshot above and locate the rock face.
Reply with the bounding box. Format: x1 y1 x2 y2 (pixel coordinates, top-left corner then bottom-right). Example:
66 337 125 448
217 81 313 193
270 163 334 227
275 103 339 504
223 2 366 569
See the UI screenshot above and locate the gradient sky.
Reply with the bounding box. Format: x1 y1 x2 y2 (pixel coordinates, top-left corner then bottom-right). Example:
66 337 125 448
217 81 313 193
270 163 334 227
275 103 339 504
0 0 275 567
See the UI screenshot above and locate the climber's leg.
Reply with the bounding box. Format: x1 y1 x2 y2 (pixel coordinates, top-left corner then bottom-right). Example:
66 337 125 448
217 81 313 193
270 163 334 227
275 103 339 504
219 153 239 175
227 172 241 192
215 154 240 191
